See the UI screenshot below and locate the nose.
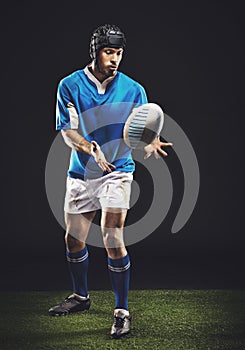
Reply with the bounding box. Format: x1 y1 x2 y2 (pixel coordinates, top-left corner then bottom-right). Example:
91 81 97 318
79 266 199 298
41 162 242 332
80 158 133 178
111 53 119 64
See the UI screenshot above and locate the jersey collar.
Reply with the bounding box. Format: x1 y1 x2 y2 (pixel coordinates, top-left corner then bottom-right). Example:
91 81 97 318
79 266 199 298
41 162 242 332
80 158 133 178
84 62 116 95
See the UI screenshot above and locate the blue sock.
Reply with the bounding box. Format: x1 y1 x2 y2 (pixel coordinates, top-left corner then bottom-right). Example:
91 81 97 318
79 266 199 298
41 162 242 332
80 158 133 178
66 246 89 298
108 254 130 311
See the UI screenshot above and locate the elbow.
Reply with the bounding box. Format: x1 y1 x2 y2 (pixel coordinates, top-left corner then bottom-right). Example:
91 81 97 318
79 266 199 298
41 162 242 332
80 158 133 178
61 129 74 148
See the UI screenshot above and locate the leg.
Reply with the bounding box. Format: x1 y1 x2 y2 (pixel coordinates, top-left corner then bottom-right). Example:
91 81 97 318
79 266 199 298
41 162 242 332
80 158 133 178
101 209 130 310
48 210 96 316
65 211 96 297
97 172 133 336
101 208 131 338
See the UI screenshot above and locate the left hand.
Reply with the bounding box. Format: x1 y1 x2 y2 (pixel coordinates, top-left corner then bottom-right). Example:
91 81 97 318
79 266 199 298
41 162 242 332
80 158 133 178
144 136 173 159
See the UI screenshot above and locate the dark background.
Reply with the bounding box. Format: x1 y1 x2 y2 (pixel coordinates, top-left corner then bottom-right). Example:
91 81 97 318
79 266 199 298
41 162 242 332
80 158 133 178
1 0 244 291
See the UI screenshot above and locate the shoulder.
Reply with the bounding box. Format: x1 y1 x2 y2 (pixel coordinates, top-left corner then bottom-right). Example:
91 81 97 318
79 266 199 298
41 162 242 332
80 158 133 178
118 71 143 87
58 69 85 90
117 71 146 92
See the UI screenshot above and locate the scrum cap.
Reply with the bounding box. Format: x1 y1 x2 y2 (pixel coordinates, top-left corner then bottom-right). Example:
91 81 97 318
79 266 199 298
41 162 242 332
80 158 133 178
89 24 126 60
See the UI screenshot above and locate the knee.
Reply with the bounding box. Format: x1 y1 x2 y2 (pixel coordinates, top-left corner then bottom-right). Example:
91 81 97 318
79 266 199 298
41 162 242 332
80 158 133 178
65 233 85 252
102 227 124 249
106 247 127 259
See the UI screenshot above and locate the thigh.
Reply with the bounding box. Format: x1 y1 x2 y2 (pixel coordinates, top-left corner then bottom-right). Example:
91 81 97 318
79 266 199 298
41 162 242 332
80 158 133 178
65 211 97 242
101 208 128 229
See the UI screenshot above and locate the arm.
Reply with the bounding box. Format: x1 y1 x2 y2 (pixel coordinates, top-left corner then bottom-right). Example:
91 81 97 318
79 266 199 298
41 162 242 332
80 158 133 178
61 129 116 172
134 85 171 159
61 129 92 154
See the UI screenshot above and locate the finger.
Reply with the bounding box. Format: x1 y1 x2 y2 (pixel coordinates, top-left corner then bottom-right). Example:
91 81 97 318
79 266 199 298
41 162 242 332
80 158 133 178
101 162 116 172
97 160 108 171
160 149 168 157
104 163 116 171
103 163 113 172
108 163 116 169
153 149 160 159
144 152 152 159
98 163 107 172
105 167 112 173
160 142 173 147
157 145 168 157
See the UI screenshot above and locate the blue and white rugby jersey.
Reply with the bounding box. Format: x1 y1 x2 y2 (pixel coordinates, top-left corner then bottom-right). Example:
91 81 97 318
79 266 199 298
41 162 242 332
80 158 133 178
56 65 148 179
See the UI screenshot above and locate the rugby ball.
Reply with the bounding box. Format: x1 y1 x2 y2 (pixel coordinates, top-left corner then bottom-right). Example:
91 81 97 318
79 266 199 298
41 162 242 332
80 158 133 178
123 103 164 149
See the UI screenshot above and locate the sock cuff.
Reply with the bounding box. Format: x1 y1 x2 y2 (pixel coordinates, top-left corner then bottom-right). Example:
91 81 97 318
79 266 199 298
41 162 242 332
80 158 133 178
66 246 88 263
108 254 130 272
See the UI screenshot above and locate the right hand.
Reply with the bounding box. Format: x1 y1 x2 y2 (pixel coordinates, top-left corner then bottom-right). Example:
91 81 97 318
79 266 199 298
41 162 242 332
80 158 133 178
91 141 116 173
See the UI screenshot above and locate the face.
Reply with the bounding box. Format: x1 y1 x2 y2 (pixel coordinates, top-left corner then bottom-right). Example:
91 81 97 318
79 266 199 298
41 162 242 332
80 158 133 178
95 47 123 80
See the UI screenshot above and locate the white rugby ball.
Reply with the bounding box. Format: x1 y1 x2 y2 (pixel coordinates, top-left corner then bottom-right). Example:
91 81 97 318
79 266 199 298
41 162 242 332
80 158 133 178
123 103 164 149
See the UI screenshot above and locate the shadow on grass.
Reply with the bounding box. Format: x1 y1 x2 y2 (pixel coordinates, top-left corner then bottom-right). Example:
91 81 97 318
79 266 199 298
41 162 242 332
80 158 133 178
1 328 112 348
1 290 245 350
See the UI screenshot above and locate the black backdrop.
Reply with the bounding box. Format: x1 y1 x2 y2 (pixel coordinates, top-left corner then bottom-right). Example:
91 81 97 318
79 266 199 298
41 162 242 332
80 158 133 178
1 0 244 291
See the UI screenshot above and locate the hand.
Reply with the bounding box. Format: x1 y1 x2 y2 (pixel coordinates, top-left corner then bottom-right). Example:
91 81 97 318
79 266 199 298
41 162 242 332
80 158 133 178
91 141 116 172
144 136 173 159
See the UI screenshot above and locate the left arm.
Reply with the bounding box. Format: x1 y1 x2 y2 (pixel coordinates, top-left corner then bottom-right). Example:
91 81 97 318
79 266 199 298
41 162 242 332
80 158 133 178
134 85 172 159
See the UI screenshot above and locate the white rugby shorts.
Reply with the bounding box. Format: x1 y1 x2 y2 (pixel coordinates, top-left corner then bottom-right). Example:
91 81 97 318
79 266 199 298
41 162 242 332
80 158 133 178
64 171 133 214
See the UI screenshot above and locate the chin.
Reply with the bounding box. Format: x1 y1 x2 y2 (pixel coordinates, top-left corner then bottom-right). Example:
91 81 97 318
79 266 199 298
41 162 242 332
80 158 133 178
105 72 115 79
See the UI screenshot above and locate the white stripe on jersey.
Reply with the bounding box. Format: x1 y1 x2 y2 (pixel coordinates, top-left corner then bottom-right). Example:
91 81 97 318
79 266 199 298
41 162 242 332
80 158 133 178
67 102 79 129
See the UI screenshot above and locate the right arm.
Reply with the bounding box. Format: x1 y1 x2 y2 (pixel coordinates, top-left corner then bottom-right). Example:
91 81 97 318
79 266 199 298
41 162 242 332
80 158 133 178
61 129 116 173
56 80 115 172
61 129 92 154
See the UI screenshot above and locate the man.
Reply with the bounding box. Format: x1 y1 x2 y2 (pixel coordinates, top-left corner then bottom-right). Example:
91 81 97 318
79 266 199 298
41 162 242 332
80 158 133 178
49 24 172 339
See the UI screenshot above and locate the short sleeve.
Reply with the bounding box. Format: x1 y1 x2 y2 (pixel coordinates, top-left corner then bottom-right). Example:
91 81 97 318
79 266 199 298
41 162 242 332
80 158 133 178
135 84 148 106
56 80 79 130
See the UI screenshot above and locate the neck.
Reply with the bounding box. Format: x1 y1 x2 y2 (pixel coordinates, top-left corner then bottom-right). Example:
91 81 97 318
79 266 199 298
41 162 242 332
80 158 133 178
90 65 106 83
89 61 116 83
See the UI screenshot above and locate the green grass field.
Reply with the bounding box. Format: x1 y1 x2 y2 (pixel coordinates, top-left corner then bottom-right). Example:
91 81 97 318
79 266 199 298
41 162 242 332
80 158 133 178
0 290 244 350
